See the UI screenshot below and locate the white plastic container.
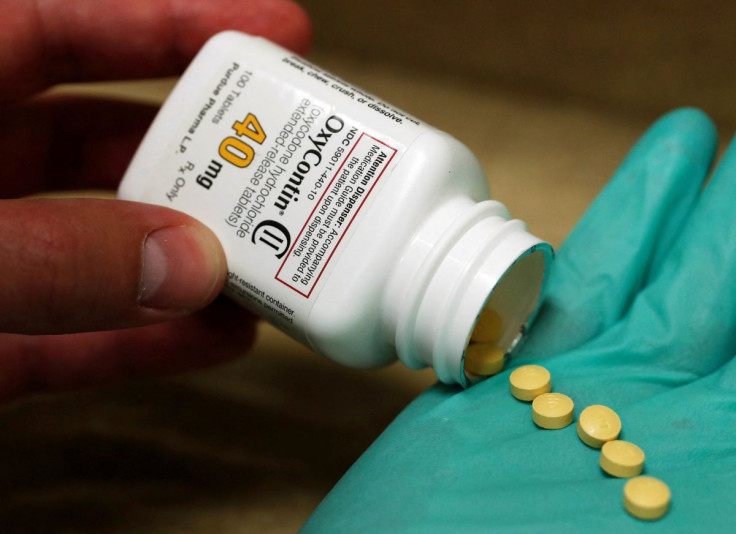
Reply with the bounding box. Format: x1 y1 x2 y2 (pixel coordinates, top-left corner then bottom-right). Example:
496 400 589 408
118 31 553 387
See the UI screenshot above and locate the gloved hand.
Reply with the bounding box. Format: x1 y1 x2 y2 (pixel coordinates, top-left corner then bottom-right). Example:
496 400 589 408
301 108 736 532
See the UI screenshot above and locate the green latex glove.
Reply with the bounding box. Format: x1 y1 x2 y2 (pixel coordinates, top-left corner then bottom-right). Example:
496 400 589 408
302 109 736 532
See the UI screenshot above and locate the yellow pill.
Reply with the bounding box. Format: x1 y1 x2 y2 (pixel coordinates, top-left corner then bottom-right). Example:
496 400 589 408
464 344 506 376
509 365 551 401
576 405 622 448
599 440 645 478
623 476 671 520
531 392 574 429
470 307 504 343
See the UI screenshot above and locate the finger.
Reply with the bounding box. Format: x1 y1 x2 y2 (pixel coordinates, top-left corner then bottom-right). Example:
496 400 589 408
522 109 717 358
0 198 226 334
2 97 158 198
605 133 736 377
0 298 256 400
0 0 311 101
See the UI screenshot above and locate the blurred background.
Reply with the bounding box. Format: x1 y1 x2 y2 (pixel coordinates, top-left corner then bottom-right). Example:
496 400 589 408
2 1 733 532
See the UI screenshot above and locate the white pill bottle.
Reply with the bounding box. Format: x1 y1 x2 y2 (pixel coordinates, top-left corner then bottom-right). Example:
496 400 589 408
119 32 553 387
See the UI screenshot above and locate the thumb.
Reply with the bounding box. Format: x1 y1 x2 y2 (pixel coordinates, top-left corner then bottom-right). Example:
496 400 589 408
0 198 226 334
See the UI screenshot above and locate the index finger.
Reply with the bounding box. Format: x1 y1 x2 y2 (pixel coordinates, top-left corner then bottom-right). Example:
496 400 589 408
0 0 311 101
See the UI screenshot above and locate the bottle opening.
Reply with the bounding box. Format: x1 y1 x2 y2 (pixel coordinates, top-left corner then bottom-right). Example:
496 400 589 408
464 247 548 383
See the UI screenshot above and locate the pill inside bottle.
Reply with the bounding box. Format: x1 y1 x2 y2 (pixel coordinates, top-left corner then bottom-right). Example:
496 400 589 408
470 307 504 343
463 255 547 384
464 344 506 376
464 308 506 378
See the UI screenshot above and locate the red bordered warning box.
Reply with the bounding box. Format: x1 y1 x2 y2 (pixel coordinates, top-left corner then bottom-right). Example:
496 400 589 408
276 133 397 297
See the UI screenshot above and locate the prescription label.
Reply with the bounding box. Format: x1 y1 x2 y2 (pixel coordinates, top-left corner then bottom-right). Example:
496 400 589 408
121 36 425 342
276 134 397 297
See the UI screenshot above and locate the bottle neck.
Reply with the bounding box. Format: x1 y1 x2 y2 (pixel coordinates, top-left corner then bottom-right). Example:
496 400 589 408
384 196 552 386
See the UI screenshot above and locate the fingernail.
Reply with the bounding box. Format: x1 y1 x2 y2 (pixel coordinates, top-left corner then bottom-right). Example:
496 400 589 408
139 226 223 310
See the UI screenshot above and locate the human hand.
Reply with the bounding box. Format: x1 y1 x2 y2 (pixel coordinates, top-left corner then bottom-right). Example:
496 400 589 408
301 109 736 532
0 0 310 399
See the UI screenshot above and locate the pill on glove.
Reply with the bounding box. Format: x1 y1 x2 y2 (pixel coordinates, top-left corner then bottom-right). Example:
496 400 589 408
577 405 622 448
509 365 552 401
464 344 506 376
532 392 574 429
623 476 670 520
600 440 645 478
470 307 503 343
